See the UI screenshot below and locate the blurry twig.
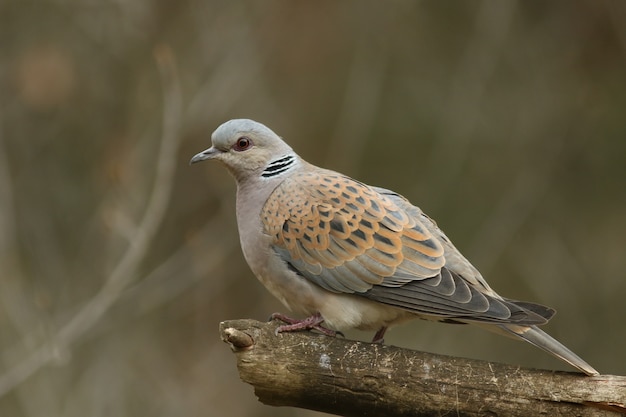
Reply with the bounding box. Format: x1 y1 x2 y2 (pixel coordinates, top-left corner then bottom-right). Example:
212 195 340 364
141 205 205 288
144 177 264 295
185 17 269 129
425 2 516 207
324 32 388 173
122 203 237 319
63 205 238 345
0 116 16 258
608 1 626 53
466 159 557 276
0 45 183 398
0 116 35 335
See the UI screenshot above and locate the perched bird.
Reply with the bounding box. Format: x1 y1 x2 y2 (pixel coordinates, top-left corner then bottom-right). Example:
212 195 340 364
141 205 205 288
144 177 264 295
190 119 598 376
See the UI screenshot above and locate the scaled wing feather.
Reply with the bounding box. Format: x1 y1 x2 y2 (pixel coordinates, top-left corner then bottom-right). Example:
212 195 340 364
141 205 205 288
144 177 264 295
262 169 445 294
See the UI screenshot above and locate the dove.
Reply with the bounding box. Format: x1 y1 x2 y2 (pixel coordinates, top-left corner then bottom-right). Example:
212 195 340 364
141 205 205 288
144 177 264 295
190 118 598 376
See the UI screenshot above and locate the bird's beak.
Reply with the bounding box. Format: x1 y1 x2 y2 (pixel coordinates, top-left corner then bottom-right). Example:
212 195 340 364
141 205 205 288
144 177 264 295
189 147 219 165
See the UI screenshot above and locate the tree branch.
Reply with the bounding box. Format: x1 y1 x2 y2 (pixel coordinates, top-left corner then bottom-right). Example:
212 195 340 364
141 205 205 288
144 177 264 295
219 319 626 417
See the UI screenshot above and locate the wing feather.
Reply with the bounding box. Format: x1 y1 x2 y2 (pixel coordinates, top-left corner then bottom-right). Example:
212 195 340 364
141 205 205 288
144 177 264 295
263 169 549 326
263 169 445 295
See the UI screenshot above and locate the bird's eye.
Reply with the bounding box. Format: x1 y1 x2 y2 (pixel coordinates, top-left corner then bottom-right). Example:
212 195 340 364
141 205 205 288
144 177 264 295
233 137 252 152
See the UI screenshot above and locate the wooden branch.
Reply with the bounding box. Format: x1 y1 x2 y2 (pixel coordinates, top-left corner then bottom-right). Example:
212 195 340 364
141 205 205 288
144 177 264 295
219 319 626 417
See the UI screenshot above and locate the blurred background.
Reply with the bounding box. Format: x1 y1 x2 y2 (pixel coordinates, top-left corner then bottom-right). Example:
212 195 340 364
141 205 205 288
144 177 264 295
1 1 626 416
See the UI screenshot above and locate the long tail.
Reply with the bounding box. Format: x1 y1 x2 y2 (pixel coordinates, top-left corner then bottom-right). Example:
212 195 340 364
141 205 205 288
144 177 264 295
498 324 598 376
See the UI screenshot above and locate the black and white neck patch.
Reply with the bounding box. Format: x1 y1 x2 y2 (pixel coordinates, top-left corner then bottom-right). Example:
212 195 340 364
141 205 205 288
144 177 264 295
262 155 297 178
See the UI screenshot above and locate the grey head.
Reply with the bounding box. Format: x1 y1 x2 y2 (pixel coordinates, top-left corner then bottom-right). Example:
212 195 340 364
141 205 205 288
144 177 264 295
190 119 298 182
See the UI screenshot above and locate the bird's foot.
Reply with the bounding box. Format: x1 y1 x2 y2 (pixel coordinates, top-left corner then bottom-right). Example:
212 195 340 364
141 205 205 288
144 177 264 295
270 312 343 338
371 326 387 344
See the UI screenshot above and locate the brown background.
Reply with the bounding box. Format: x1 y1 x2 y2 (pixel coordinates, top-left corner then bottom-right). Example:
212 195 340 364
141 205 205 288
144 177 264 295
1 1 625 416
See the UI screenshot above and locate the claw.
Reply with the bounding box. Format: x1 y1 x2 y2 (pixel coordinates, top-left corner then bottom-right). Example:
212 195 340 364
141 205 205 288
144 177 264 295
371 326 387 344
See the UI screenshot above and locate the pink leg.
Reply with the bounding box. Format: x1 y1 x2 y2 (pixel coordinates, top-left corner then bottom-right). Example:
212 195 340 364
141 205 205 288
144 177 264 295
270 312 342 338
371 326 387 344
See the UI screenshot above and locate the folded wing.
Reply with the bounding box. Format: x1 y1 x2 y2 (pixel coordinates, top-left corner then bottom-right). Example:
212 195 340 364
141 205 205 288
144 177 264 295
263 168 553 325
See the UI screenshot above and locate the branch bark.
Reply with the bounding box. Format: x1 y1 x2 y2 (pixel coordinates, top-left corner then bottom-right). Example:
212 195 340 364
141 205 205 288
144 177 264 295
219 319 626 417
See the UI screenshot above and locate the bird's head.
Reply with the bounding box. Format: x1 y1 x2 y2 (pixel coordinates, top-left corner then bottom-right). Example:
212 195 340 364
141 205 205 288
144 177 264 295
190 119 296 182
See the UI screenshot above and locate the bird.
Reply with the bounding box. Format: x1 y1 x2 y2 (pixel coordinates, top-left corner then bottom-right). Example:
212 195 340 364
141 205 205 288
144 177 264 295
190 118 598 376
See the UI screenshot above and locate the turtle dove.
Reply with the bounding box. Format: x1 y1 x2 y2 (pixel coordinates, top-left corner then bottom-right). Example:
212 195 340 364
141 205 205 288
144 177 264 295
190 119 598 376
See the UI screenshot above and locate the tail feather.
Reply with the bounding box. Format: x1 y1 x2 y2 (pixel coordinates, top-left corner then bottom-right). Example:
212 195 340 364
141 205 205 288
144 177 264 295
498 324 599 376
504 298 556 321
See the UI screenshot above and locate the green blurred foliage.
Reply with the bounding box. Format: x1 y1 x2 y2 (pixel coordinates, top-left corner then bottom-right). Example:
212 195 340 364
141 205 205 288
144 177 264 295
1 1 625 416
